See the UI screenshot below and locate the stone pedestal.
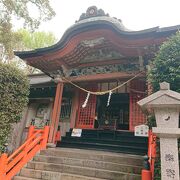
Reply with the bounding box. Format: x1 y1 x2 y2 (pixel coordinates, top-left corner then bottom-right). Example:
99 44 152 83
160 138 179 179
138 82 180 180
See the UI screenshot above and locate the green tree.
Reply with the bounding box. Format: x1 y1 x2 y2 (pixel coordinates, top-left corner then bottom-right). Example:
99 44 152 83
0 62 29 152
0 0 55 59
148 32 180 180
13 29 57 74
15 29 57 50
148 32 180 92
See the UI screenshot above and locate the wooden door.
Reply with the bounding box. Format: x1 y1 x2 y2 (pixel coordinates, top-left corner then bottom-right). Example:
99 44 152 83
76 88 97 129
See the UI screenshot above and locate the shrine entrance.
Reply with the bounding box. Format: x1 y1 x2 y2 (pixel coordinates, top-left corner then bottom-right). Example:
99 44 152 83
76 86 97 129
96 93 129 130
74 79 146 131
75 88 129 130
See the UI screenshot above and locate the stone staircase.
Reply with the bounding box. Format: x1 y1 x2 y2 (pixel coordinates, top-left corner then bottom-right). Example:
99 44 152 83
57 129 148 155
14 147 143 180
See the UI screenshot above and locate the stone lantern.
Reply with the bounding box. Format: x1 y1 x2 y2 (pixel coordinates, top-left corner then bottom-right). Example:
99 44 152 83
138 82 180 180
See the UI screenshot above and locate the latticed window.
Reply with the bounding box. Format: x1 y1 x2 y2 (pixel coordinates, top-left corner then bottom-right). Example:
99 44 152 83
60 97 72 119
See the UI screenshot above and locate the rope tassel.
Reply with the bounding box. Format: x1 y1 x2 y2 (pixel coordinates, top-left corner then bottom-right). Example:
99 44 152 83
107 90 112 107
82 92 90 108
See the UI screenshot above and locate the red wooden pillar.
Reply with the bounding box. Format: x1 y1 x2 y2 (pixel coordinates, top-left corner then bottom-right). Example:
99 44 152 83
70 88 79 129
48 82 64 143
129 79 146 131
41 126 50 149
27 125 35 139
0 153 7 179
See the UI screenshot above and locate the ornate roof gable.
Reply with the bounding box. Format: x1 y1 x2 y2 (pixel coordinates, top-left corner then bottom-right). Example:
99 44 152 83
77 6 109 22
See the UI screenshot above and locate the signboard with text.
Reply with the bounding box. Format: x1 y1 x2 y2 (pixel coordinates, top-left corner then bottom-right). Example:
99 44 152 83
134 124 149 137
71 128 82 137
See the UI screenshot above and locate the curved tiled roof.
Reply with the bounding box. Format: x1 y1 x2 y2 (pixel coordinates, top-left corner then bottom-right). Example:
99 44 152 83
15 6 180 59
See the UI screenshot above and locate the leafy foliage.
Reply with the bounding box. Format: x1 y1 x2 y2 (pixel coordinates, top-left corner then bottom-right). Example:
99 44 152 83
0 0 55 30
148 32 180 179
0 62 29 152
148 32 180 92
0 0 55 58
15 29 57 50
12 29 57 74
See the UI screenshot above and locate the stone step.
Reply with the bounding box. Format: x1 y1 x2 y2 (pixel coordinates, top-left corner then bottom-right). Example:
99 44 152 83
14 176 39 180
63 136 147 144
33 155 141 174
40 148 143 166
67 129 136 138
20 167 141 180
58 142 146 155
58 173 105 180
14 173 104 180
13 176 38 180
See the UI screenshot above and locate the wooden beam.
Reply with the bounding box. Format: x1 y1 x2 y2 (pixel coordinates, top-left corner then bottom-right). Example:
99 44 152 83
63 71 145 83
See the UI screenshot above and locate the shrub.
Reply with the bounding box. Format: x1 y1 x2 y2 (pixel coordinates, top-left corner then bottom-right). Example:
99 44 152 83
0 62 29 152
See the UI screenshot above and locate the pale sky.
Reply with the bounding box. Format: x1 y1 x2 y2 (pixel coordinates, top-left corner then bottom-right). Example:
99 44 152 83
18 0 180 39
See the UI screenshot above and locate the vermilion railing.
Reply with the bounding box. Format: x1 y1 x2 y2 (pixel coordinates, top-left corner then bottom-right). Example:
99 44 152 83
148 130 157 179
142 130 157 180
0 125 49 180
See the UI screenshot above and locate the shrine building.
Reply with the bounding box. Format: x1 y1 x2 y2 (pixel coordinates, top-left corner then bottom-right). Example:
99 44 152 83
15 6 180 153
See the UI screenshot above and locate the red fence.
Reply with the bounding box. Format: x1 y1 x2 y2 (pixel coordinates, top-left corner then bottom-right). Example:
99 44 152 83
142 130 157 180
0 125 49 180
